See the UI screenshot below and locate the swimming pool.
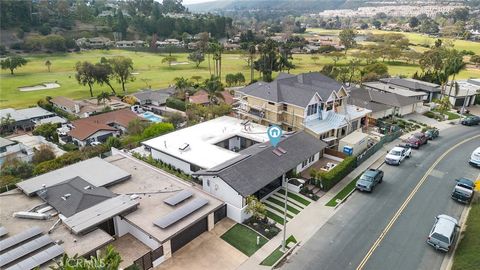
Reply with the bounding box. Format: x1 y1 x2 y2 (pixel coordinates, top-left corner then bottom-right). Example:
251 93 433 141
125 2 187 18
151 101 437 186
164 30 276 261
141 112 164 123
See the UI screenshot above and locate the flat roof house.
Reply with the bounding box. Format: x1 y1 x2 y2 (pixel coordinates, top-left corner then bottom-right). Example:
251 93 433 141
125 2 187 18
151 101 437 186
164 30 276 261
379 77 441 102
132 87 175 107
444 79 479 108
0 107 55 132
0 137 32 165
235 72 371 148
142 116 270 175
50 96 130 118
194 131 327 222
348 87 424 119
2 152 224 269
68 108 141 147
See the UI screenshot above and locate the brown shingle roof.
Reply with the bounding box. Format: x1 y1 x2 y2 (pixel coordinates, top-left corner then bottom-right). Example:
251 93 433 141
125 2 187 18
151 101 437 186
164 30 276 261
188 90 234 105
68 109 140 141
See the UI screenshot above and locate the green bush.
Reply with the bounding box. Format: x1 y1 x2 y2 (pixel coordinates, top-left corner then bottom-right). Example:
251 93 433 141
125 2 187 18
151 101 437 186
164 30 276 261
423 111 436 119
314 156 357 191
166 98 186 111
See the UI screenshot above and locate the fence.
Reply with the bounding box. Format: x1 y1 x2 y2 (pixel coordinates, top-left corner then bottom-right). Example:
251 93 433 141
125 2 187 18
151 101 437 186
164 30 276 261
129 246 164 270
356 130 402 166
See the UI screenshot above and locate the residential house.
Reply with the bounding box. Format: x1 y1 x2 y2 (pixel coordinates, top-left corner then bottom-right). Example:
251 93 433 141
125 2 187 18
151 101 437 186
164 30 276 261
0 137 32 165
194 131 327 222
348 87 424 119
379 77 441 102
116 40 145 48
50 96 130 118
156 39 182 48
2 152 224 269
132 88 175 107
188 90 234 105
75 37 113 48
0 107 55 131
234 72 371 148
68 109 140 146
363 81 427 114
444 79 479 108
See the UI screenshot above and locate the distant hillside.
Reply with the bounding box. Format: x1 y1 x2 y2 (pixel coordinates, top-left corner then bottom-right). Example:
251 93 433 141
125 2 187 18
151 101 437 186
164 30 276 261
187 0 348 13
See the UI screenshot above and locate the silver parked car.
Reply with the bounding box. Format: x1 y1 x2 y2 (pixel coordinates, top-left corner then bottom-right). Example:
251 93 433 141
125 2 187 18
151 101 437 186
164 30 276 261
426 214 459 252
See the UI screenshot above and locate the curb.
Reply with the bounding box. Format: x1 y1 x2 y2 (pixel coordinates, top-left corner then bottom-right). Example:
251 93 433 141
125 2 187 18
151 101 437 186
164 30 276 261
271 241 301 269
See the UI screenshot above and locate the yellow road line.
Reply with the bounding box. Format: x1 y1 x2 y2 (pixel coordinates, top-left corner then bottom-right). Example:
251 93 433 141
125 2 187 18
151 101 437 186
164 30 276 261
356 134 480 270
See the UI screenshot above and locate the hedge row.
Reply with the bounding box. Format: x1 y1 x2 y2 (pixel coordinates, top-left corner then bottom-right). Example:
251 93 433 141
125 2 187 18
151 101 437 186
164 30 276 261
311 156 357 191
166 98 186 111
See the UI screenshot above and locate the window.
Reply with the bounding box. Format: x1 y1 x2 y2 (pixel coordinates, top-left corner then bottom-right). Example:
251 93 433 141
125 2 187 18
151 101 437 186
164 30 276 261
337 99 342 106
190 164 201 172
283 104 288 111
268 102 275 105
307 104 318 116
326 102 333 111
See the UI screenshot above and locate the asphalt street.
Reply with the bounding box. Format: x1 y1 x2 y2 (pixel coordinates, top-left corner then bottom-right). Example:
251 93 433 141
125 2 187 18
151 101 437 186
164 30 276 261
282 125 480 270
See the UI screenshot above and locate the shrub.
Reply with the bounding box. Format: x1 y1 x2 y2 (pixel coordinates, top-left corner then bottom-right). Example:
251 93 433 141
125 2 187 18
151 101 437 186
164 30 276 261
60 143 79 152
166 97 186 111
32 145 56 164
313 156 357 191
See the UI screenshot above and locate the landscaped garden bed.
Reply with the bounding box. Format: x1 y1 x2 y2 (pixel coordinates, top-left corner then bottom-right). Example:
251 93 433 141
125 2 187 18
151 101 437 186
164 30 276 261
243 217 281 239
260 235 298 266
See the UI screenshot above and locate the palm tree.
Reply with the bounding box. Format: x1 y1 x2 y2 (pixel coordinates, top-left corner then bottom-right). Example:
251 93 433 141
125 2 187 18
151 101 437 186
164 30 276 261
446 50 465 97
248 43 256 83
97 91 111 105
174 77 191 100
203 75 224 105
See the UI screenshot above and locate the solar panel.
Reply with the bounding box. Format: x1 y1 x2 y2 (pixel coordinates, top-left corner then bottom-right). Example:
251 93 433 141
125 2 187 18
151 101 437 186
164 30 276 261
0 227 42 252
6 244 64 270
164 190 193 206
0 235 53 267
154 198 209 229
0 226 8 238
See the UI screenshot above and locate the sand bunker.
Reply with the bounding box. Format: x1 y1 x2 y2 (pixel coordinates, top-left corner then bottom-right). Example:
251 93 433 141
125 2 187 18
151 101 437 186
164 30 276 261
19 82 60 92
171 61 190 66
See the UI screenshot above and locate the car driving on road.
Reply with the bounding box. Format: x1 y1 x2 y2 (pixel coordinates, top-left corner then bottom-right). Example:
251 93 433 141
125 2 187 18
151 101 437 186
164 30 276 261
385 146 411 165
404 133 428 149
356 169 384 192
451 177 475 204
427 214 459 252
461 116 480 126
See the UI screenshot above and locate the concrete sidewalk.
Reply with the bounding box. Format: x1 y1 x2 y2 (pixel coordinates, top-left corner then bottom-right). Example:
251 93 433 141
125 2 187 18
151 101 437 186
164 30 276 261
237 139 401 270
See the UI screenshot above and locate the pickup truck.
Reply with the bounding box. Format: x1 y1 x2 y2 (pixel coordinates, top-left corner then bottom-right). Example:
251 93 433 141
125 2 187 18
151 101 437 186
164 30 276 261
385 146 411 165
356 168 384 193
451 178 475 204
404 133 428 149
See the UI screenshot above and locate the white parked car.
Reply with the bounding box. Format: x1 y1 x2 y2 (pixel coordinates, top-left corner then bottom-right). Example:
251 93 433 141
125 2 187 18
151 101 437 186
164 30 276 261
469 147 480 168
385 146 411 165
426 214 459 252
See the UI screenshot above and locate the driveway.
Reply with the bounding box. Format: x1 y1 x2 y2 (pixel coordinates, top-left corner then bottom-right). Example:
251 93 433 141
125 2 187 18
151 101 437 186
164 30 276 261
155 218 248 270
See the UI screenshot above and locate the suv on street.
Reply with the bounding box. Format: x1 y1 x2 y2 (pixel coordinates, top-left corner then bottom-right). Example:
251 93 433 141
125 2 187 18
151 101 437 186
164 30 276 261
356 169 384 192
404 133 428 149
385 146 411 165
451 178 475 204
461 116 480 126
425 128 439 140
427 214 459 252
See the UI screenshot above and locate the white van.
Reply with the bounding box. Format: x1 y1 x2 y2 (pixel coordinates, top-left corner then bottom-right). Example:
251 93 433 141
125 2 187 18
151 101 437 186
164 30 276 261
470 147 480 168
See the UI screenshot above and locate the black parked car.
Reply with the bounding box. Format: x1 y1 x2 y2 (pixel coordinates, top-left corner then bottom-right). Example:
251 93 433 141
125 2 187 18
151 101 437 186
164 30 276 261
461 116 480 126
425 128 439 140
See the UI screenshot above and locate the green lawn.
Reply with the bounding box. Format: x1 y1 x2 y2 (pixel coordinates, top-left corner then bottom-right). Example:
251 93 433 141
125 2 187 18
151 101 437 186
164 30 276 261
220 224 268 257
2 46 479 109
266 197 301 214
266 210 286 225
260 235 298 266
264 202 294 219
278 189 311 206
452 201 480 270
325 175 360 207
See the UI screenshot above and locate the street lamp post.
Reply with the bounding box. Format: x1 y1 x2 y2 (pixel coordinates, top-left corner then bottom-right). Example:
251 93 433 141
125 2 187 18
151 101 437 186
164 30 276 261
282 177 297 252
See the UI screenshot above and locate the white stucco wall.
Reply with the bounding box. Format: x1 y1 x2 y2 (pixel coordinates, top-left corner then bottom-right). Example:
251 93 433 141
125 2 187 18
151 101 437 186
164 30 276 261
114 216 161 250
304 95 322 122
295 152 320 173
151 148 194 174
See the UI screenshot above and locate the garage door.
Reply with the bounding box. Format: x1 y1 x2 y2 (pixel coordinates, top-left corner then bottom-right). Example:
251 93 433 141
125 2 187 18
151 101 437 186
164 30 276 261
170 217 208 253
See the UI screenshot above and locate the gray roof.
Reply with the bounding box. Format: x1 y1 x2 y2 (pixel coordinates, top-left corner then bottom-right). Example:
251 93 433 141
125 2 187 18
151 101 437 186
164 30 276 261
39 177 116 217
194 132 327 197
238 72 343 107
16 107 54 119
380 77 440 93
17 157 131 196
349 87 419 109
0 109 28 122
63 194 139 234
0 137 16 148
133 88 175 103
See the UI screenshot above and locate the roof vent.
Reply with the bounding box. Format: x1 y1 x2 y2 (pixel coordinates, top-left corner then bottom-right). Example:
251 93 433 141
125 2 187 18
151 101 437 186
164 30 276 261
84 185 91 190
61 194 71 200
277 147 287 154
179 143 190 151
272 149 283 156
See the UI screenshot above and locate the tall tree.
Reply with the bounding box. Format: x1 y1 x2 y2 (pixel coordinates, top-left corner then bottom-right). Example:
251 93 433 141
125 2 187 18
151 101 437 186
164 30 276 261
339 28 357 55
254 39 280 82
445 49 466 97
203 75 224 104
97 91 111 105
108 56 135 94
94 62 117 94
248 43 256 83
162 55 177 68
1 56 28 75
188 51 205 68
75 61 96 97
